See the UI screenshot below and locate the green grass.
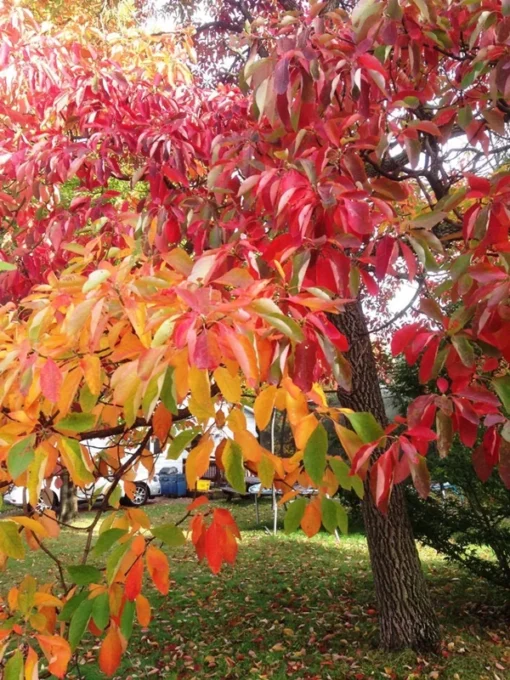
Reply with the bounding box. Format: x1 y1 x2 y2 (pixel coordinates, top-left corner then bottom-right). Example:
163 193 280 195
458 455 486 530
1 498 509 679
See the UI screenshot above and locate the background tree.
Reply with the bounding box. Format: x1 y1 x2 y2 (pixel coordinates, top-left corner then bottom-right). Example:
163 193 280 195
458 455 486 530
388 355 510 589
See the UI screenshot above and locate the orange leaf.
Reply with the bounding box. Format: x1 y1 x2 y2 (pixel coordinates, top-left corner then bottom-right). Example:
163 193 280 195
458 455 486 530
57 369 82 416
130 535 146 556
185 436 214 490
300 501 322 538
125 557 143 601
40 359 63 404
135 594 151 627
80 354 102 395
36 634 71 679
98 626 123 677
153 402 173 443
146 545 170 595
25 646 39 680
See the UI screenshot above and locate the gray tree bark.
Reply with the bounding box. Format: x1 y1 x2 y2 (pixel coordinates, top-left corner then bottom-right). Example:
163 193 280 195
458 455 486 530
334 300 440 652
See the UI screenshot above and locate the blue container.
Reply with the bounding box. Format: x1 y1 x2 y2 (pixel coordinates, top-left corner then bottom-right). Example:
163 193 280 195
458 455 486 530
176 474 187 497
160 475 177 497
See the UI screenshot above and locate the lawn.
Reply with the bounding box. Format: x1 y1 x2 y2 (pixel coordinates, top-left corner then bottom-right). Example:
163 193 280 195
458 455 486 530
1 498 509 680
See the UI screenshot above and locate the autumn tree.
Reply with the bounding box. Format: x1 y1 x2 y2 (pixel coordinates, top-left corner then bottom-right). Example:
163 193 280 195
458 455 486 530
0 0 510 676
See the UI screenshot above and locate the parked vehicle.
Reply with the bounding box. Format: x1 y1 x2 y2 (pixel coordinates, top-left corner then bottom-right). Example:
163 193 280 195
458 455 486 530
3 447 171 510
3 406 259 509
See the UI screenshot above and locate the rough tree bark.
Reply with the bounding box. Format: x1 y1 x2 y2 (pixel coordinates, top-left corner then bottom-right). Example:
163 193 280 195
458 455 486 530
58 469 78 523
333 300 441 653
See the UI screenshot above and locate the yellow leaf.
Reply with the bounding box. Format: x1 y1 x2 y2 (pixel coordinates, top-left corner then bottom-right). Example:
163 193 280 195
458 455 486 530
81 355 102 395
234 430 263 464
27 447 46 507
189 367 210 400
213 367 241 403
285 390 309 426
58 438 94 486
258 454 275 488
57 369 82 417
334 423 364 461
0 520 25 559
111 361 140 406
185 436 214 489
10 516 49 538
293 413 318 450
227 408 247 433
254 385 277 431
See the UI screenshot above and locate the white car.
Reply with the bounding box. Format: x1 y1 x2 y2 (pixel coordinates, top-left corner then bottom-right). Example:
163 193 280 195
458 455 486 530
3 405 258 510
3 449 175 510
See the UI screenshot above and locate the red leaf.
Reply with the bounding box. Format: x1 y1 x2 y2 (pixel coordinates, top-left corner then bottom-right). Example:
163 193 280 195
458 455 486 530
204 520 225 574
419 336 439 384
274 57 290 95
40 358 63 403
437 377 449 393
405 426 437 441
399 241 417 281
499 440 510 489
391 324 422 357
125 557 143 601
472 445 493 482
187 495 208 512
375 236 396 280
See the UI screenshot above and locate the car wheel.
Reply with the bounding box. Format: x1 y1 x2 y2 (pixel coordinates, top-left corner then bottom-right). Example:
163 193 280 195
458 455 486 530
125 483 148 507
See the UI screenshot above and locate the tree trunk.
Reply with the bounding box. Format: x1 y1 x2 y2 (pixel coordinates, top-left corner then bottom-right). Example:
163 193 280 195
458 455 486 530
58 470 78 523
334 300 440 653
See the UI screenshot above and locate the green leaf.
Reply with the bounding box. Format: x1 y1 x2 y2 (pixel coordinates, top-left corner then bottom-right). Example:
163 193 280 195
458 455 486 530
303 423 328 486
7 435 35 480
493 376 510 414
451 335 475 367
0 261 17 272
55 413 96 433
261 312 304 343
151 523 186 547
167 428 201 460
284 498 307 534
92 592 109 631
106 541 131 584
79 383 98 413
67 565 102 586
321 498 338 534
223 440 246 493
69 597 93 651
93 529 128 557
59 591 89 622
108 484 122 509
336 503 349 534
343 412 384 444
350 474 364 499
160 366 177 414
82 269 111 293
121 599 135 641
329 457 352 491
4 649 23 680
0 521 25 560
